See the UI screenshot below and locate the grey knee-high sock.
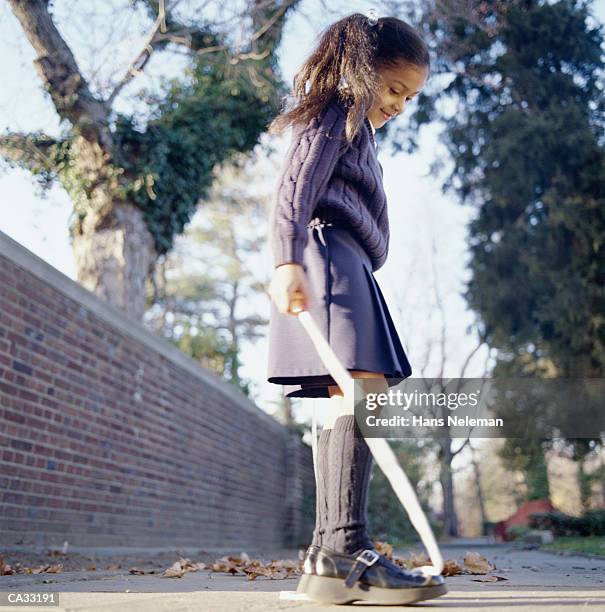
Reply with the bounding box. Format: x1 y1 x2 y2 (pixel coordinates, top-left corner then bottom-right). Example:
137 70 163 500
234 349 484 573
324 414 374 554
311 428 331 547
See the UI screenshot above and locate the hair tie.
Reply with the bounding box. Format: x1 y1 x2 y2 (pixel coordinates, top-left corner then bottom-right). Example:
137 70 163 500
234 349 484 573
366 8 379 26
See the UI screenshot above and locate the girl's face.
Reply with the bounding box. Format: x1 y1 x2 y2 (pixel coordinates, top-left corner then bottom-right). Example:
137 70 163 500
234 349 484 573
367 59 429 129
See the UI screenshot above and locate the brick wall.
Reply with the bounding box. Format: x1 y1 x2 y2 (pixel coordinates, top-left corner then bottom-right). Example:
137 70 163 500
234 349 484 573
0 231 315 550
284 426 316 545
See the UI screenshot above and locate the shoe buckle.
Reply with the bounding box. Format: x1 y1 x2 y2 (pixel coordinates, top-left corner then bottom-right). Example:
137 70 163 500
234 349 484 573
343 549 380 589
356 549 379 567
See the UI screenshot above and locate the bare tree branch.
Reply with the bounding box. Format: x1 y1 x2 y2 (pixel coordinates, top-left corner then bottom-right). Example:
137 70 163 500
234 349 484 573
458 337 486 379
249 0 293 46
429 231 448 379
451 435 471 457
105 0 186 106
8 0 112 151
106 0 297 104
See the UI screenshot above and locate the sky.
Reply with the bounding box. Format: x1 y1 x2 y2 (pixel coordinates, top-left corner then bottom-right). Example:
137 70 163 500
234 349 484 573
1 0 604 432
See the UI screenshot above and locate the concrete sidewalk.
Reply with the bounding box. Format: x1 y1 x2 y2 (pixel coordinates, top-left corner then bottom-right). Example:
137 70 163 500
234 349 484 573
2 543 605 610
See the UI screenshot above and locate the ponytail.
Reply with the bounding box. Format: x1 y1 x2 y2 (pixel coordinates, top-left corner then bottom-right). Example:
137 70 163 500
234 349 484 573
268 12 430 145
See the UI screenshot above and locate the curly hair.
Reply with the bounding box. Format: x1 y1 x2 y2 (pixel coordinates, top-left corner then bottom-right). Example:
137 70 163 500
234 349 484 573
267 12 431 145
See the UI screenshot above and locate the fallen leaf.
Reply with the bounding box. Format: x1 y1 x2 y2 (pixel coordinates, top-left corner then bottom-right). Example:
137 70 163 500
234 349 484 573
374 541 393 559
442 559 464 576
162 557 204 578
409 551 431 567
464 551 494 574
27 565 56 574
472 575 508 582
0 556 13 576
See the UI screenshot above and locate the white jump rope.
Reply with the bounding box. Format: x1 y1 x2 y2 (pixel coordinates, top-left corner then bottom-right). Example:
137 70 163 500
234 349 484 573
280 308 443 600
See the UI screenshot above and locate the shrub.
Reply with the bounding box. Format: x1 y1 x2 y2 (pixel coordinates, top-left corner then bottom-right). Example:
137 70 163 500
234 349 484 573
506 524 531 540
585 510 605 536
529 510 605 536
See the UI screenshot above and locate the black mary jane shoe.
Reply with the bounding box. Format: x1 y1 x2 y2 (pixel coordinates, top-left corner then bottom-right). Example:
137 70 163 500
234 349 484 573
296 544 320 594
300 545 447 605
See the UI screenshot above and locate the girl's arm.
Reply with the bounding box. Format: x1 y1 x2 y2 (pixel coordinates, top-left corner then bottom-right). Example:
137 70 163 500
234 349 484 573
270 104 346 269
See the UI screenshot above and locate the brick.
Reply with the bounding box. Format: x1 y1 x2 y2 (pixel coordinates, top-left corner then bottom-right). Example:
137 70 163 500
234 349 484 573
2 410 25 424
10 439 32 452
0 380 18 396
18 388 39 403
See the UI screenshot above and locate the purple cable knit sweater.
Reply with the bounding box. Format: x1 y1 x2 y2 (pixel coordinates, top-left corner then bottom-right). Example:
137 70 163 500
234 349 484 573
269 95 389 272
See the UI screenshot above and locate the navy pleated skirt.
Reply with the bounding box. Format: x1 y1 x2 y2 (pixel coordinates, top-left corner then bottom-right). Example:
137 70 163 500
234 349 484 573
267 216 412 398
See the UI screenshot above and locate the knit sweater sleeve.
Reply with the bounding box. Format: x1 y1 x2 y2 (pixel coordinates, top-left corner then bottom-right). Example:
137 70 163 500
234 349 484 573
270 103 346 268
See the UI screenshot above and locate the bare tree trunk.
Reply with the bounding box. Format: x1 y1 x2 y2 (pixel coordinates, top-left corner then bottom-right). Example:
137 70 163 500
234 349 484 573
439 441 459 537
227 275 241 385
471 450 487 534
577 455 592 513
62 134 155 318
73 202 155 319
280 395 294 427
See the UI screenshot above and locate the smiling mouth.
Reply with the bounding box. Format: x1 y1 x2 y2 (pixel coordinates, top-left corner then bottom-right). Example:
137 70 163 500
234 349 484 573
380 108 394 120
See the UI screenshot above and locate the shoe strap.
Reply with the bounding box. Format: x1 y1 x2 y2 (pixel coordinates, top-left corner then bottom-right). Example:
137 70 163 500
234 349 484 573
343 549 380 588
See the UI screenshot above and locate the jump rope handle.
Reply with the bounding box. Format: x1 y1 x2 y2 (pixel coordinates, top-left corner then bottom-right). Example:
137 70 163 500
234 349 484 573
291 306 444 576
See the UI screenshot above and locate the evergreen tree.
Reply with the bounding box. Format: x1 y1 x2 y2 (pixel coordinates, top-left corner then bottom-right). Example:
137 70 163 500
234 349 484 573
395 0 604 505
404 0 605 377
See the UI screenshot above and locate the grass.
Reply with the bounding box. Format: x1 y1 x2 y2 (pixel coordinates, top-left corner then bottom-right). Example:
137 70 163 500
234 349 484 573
541 536 605 557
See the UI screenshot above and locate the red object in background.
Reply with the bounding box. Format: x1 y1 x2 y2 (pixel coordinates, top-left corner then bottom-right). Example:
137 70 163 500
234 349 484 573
494 499 557 541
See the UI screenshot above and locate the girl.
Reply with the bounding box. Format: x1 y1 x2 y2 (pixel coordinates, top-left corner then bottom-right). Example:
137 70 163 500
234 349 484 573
266 10 446 606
